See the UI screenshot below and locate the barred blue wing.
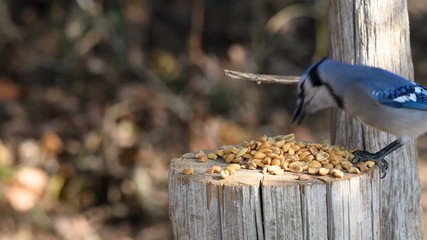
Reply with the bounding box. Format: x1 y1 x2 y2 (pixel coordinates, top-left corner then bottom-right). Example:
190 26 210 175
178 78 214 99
372 83 427 110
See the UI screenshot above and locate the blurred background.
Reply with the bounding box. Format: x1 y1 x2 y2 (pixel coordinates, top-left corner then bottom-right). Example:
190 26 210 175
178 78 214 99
0 0 426 239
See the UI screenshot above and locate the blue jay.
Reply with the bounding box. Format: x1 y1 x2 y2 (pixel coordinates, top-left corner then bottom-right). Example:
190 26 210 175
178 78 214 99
293 58 427 178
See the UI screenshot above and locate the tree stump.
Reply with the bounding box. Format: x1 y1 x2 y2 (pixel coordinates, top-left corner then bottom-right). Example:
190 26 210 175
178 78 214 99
169 152 380 240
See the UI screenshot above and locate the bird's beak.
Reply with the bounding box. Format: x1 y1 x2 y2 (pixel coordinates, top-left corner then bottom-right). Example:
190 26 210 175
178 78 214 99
292 102 305 124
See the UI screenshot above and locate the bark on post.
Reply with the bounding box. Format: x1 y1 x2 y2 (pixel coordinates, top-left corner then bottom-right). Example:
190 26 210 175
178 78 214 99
328 1 423 239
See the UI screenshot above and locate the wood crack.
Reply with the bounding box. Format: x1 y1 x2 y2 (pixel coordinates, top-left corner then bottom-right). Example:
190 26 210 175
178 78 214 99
258 175 266 240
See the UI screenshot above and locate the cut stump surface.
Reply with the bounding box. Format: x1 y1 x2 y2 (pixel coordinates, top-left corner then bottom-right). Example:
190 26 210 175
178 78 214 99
169 152 380 240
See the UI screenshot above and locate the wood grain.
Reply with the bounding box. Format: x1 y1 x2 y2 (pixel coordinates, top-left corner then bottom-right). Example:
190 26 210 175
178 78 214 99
329 1 423 239
169 153 380 240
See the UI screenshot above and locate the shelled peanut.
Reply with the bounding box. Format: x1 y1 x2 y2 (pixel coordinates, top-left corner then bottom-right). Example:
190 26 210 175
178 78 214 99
194 133 376 178
206 164 241 179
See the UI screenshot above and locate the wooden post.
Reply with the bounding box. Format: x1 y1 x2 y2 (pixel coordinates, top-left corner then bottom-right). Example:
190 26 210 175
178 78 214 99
329 1 423 239
169 1 423 239
169 153 380 240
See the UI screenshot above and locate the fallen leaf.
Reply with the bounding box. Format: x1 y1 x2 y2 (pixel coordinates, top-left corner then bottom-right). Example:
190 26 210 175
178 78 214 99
41 131 63 156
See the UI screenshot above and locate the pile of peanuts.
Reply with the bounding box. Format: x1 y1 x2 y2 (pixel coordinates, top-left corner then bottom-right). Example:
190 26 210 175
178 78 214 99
181 133 375 179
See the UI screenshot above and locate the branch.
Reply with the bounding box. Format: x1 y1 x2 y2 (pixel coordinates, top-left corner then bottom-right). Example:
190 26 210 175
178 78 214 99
223 69 300 85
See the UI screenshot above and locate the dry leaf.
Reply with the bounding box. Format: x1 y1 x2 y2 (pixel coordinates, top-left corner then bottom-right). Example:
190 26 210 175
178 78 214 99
41 131 63 156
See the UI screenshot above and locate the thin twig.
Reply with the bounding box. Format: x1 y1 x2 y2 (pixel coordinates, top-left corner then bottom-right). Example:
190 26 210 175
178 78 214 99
224 69 300 85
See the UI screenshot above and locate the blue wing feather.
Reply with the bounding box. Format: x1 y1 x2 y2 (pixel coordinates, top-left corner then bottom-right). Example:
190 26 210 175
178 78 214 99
372 83 427 110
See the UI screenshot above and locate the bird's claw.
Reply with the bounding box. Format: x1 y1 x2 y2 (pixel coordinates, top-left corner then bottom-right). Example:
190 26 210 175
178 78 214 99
376 160 389 179
352 150 389 179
